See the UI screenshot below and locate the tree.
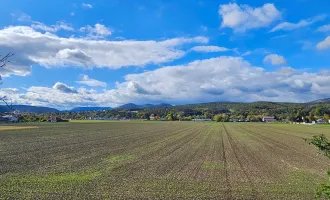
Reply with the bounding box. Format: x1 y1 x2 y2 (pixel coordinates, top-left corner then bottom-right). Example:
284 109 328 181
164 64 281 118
0 53 15 111
309 112 316 122
305 135 330 199
166 113 174 121
324 114 330 123
213 115 222 122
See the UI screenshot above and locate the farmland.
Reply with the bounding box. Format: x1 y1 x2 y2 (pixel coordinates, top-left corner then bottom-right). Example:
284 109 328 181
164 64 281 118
1 122 330 199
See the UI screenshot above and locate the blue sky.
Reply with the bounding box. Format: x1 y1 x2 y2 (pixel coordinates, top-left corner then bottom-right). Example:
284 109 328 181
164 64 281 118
1 0 330 109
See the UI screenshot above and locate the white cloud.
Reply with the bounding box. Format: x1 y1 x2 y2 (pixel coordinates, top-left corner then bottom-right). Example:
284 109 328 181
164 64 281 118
82 3 93 9
0 88 18 93
0 26 208 76
271 15 326 32
70 12 75 16
3 56 330 108
317 24 330 32
241 51 252 56
317 36 330 50
263 54 287 65
76 75 106 87
0 64 31 78
80 24 112 38
53 82 77 93
219 3 281 32
31 21 74 32
160 36 208 46
190 45 229 52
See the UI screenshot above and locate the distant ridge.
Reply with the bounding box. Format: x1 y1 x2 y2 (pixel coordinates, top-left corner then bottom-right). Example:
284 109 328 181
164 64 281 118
1 98 330 113
116 103 172 109
0 105 59 113
70 107 112 112
307 98 330 104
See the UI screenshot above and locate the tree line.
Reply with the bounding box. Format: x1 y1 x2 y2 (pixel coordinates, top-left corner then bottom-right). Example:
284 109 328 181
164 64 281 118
18 101 330 123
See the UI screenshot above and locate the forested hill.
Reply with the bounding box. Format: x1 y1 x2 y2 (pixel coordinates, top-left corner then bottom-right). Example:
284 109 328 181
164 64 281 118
134 100 330 121
307 98 330 104
0 105 59 113
143 101 305 116
3 99 330 123
70 107 112 112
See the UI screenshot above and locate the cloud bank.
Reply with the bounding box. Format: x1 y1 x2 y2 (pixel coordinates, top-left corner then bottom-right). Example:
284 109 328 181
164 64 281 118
2 56 330 108
0 26 208 77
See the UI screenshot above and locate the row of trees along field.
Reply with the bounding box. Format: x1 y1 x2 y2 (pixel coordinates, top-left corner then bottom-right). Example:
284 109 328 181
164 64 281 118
18 102 330 123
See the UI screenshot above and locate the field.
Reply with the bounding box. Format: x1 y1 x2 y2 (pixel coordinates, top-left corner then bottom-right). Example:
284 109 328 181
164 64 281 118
1 121 330 199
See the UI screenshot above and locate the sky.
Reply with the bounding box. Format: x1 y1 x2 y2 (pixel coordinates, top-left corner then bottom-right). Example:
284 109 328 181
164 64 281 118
1 0 330 109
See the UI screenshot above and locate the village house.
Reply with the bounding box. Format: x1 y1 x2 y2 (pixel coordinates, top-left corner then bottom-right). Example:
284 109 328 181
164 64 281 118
192 118 212 122
48 116 57 123
316 118 327 124
230 118 238 122
0 115 18 122
262 116 277 123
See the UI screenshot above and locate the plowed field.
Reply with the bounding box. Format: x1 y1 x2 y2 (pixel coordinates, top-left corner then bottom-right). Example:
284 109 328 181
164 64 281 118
1 122 330 199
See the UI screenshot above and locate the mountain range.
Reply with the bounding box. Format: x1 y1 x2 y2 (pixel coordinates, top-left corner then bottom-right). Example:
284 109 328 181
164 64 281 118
70 107 112 112
115 103 172 109
1 98 330 113
0 105 59 113
307 98 330 104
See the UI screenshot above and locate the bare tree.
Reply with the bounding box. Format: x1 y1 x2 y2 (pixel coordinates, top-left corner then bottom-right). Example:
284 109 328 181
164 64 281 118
0 52 14 68
0 52 15 111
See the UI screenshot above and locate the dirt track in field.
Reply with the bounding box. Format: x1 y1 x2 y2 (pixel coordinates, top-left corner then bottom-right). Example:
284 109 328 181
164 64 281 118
1 122 330 199
0 126 39 131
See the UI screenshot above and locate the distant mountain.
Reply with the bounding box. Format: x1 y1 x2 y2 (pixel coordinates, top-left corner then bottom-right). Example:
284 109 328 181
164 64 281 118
116 103 141 109
70 107 112 112
0 106 11 113
157 103 172 107
116 103 172 109
0 105 59 113
308 98 330 104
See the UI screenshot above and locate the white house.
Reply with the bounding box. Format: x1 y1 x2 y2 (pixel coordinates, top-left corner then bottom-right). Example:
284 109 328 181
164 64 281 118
230 118 238 122
1 115 18 122
262 116 277 123
316 118 327 124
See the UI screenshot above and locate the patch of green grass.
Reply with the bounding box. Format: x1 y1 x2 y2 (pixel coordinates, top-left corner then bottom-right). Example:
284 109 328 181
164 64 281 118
70 120 117 123
5 171 101 185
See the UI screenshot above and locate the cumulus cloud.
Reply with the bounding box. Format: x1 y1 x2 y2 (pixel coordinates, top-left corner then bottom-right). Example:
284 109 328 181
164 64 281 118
0 64 31 78
82 3 93 9
263 54 287 65
80 24 112 39
2 56 330 108
32 21 74 32
190 45 229 52
0 26 208 76
0 88 19 93
317 36 330 50
317 24 330 32
219 3 281 32
53 82 77 93
76 75 107 87
271 15 326 32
